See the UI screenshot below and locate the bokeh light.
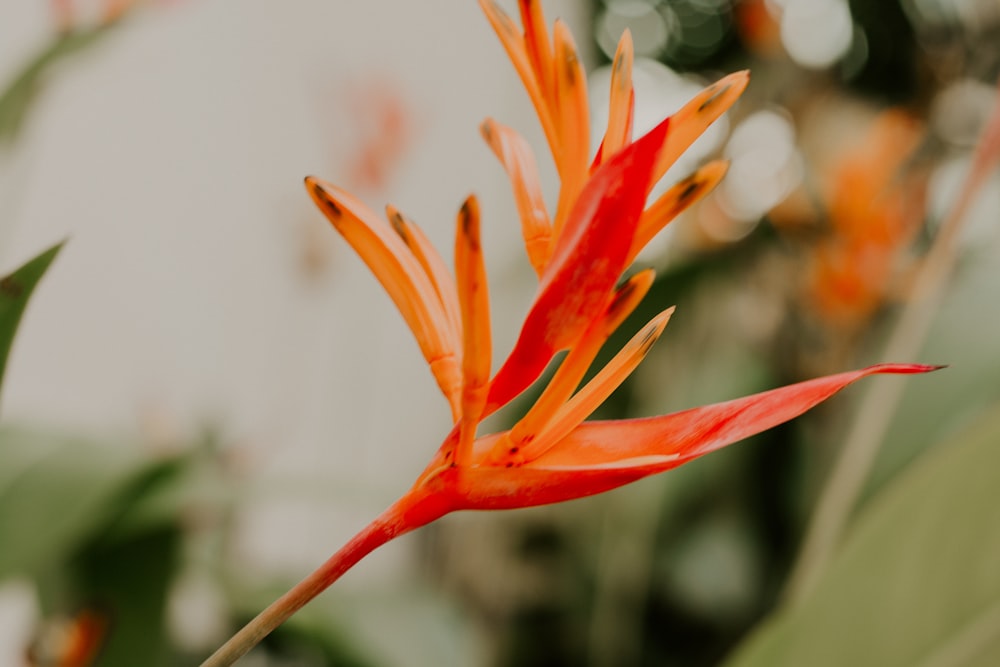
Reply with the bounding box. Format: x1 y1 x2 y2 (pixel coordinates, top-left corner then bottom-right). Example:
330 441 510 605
932 78 999 148
717 109 802 229
779 0 853 69
595 0 735 69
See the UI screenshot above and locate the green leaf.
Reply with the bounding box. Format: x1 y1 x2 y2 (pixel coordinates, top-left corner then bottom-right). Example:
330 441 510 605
0 243 63 401
71 525 182 667
723 403 1000 667
0 426 148 579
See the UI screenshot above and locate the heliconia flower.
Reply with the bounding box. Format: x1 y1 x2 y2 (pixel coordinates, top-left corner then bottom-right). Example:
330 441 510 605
202 2 939 664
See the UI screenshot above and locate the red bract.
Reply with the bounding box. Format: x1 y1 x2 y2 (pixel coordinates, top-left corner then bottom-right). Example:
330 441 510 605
203 2 939 664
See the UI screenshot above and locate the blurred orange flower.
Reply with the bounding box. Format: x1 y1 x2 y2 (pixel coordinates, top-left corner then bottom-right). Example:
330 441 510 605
809 109 926 328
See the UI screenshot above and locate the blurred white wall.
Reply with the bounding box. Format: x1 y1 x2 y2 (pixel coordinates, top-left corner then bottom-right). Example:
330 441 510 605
0 0 589 579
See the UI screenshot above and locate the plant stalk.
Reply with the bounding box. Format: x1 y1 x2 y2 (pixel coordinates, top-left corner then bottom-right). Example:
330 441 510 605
199 494 422 667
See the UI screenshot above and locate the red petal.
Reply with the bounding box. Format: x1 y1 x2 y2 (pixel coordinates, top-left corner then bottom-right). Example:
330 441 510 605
461 364 942 509
535 363 943 466
485 116 671 411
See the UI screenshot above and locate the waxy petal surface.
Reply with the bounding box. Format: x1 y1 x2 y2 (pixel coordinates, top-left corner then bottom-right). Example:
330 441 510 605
533 363 940 467
596 29 635 165
550 19 590 232
629 160 729 263
486 117 671 410
651 71 748 185
454 196 492 465
479 0 558 158
305 177 461 408
481 119 552 275
459 364 940 509
387 205 463 346
506 269 655 450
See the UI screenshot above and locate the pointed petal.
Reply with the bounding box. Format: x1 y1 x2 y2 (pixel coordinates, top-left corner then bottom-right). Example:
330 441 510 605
518 0 554 108
486 118 671 411
628 160 729 263
600 29 635 163
454 196 492 466
483 270 655 466
387 205 463 345
517 270 655 437
520 308 673 462
649 71 748 185
550 19 591 237
459 364 942 510
305 177 461 408
479 0 559 163
481 119 552 276
534 363 944 468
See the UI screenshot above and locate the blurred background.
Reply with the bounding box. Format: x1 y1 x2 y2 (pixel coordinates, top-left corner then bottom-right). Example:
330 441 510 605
1 0 998 665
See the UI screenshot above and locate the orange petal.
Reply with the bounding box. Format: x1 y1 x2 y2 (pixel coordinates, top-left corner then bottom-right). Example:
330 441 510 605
387 205 463 345
651 71 749 186
454 196 492 465
628 160 729 263
518 0 555 108
520 308 673 462
485 270 655 465
305 177 461 409
479 0 559 163
550 19 591 237
486 117 671 411
599 29 635 164
481 119 552 275
459 364 942 509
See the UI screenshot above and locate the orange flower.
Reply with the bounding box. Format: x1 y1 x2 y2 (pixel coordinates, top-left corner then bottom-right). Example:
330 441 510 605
808 109 926 328
203 2 939 663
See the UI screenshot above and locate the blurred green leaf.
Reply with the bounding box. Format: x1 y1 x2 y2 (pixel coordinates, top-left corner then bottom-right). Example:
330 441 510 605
723 403 1000 667
0 424 222 665
0 426 156 579
0 242 62 402
72 525 182 667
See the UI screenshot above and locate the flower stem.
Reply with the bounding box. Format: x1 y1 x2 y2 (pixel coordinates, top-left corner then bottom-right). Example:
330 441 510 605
784 77 1000 605
199 493 427 667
